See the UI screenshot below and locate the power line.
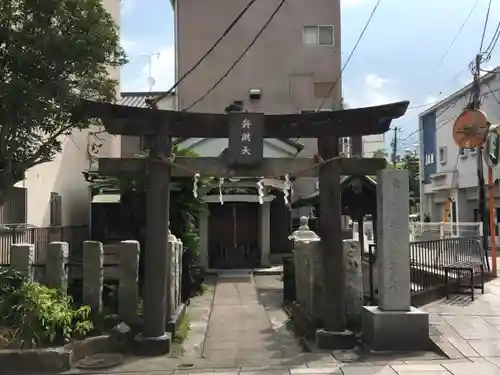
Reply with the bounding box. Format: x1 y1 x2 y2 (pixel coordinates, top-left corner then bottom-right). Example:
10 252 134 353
182 0 287 112
486 82 500 105
480 0 493 51
146 0 258 106
480 20 500 63
407 65 472 110
437 0 481 67
409 0 481 113
317 0 381 111
400 91 478 145
485 22 500 56
403 67 500 145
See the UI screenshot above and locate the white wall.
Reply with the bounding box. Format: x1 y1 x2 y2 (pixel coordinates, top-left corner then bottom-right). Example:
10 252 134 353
20 0 122 227
363 134 385 157
179 138 296 158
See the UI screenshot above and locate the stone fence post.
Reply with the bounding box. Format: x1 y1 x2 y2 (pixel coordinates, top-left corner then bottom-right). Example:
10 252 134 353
118 240 140 325
82 241 104 320
10 243 34 280
343 239 363 330
289 217 321 321
174 237 183 310
46 241 69 290
166 229 178 323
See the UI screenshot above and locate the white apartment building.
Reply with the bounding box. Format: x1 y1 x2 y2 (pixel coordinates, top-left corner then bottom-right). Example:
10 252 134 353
10 0 122 228
419 67 500 224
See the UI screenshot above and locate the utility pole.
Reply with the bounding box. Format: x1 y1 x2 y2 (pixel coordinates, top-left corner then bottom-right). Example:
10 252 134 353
391 127 399 167
473 53 490 266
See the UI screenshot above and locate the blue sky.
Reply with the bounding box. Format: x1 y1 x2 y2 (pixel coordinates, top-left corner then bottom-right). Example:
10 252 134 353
120 0 500 151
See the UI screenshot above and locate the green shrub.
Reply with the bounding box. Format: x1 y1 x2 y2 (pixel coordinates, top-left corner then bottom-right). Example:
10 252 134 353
0 268 93 349
173 314 190 344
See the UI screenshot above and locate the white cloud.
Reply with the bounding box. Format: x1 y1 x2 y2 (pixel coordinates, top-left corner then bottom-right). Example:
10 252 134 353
346 73 398 108
122 44 175 92
121 38 137 55
423 95 437 105
365 73 389 90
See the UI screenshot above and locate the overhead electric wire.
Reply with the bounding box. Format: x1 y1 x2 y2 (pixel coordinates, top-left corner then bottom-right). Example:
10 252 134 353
480 20 500 63
402 1 495 146
146 0 258 106
437 0 481 67
486 82 500 105
480 0 493 51
400 92 475 145
182 0 287 111
316 0 382 111
408 0 482 112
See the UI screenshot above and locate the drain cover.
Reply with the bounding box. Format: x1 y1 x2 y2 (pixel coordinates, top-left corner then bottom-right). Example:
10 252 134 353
177 363 195 368
76 353 124 370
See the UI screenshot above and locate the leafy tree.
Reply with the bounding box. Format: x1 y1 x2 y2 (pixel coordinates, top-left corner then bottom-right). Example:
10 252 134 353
400 154 420 208
372 149 388 159
0 0 125 195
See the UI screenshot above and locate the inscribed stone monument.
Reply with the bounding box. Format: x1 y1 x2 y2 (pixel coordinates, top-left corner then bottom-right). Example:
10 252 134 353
362 169 430 351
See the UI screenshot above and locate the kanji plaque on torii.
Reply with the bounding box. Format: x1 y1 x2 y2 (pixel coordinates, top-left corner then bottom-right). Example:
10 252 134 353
73 99 409 354
227 113 264 167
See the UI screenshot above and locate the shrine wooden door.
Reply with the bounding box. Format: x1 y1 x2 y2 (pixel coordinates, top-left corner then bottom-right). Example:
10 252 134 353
208 202 259 268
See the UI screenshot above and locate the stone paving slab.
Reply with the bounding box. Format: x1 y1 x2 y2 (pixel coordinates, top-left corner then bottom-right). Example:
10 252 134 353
422 277 500 360
62 359 500 374
201 273 303 364
181 276 217 358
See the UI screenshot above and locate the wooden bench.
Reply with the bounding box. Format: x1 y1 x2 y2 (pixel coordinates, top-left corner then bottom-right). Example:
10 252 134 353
444 260 484 300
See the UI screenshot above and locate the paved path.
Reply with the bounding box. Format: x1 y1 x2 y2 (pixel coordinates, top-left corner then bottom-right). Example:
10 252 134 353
63 273 500 374
424 276 500 361
202 271 302 362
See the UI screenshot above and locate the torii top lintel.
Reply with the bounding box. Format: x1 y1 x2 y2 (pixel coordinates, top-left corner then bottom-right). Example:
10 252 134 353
74 99 409 138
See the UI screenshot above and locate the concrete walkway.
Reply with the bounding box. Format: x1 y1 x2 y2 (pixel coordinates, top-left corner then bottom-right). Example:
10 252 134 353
202 271 302 362
424 276 500 361
63 274 500 374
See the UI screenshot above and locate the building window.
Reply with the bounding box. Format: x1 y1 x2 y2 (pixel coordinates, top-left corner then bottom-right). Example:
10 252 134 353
50 193 62 227
424 153 435 166
459 147 467 158
438 147 447 164
303 25 334 46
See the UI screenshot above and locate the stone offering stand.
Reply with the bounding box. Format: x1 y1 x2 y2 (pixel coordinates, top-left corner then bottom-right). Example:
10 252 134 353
0 231 185 373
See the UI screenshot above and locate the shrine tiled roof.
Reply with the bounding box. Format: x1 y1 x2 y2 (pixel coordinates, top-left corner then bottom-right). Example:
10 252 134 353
119 91 175 108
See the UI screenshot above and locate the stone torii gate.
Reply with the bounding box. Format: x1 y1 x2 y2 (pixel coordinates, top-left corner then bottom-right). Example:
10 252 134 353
74 99 409 354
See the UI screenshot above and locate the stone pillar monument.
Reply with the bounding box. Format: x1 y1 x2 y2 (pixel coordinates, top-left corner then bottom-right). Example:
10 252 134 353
118 240 140 325
344 239 363 331
46 241 69 290
10 243 34 280
362 169 430 351
82 241 104 321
